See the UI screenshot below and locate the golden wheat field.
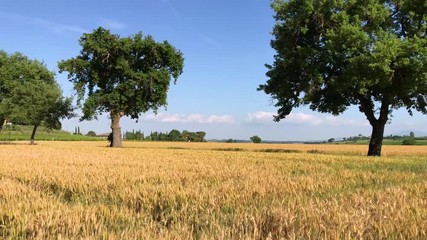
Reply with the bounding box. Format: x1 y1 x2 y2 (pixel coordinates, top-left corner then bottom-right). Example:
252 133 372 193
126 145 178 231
0 141 426 239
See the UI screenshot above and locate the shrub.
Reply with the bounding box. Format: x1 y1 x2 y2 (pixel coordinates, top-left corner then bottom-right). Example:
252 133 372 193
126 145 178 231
402 138 416 145
86 131 96 137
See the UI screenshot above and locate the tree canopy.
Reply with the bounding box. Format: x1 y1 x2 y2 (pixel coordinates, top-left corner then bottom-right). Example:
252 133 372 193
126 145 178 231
59 27 184 147
0 51 74 144
137 129 206 142
8 79 74 144
250 135 262 143
259 0 427 156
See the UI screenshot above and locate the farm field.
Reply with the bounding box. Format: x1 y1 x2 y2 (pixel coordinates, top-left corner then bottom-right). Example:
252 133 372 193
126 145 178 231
0 141 426 239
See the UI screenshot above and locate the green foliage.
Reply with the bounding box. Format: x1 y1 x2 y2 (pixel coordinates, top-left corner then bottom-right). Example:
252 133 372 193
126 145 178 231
144 130 206 142
259 0 427 156
250 135 262 143
124 130 144 141
86 131 96 137
181 130 206 142
0 51 74 143
58 27 184 147
402 138 416 145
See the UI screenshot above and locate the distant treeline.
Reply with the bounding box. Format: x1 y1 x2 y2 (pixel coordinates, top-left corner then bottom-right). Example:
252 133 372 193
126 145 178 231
124 129 206 142
342 132 427 142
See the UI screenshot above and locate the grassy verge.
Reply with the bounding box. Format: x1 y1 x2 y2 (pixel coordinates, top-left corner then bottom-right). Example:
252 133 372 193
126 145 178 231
0 125 103 142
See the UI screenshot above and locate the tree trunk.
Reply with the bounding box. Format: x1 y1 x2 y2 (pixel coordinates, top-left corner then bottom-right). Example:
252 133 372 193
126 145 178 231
0 118 5 133
358 94 389 157
367 120 386 156
110 112 123 147
30 125 38 145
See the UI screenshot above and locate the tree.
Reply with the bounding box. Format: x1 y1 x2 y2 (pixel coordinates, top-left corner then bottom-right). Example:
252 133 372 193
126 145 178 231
0 51 9 132
124 129 144 140
86 130 96 136
59 27 184 147
196 131 206 142
250 135 262 143
7 74 74 144
409 131 415 138
150 131 159 141
259 0 427 156
0 51 34 132
168 129 183 141
0 51 74 144
182 130 190 142
74 126 82 135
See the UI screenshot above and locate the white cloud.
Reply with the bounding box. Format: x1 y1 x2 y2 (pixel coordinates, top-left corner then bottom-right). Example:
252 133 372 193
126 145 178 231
247 111 322 125
100 18 127 29
324 116 369 127
143 113 234 124
0 12 87 34
287 112 323 125
205 115 234 123
246 111 275 122
247 111 368 127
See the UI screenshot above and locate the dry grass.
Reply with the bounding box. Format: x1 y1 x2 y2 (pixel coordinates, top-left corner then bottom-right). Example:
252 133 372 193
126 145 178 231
0 141 426 239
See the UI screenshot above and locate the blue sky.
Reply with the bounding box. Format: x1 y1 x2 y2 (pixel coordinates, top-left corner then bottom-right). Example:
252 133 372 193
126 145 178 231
1 0 426 140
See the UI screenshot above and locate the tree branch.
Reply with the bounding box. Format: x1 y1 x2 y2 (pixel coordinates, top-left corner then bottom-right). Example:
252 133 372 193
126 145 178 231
356 93 377 125
379 96 390 124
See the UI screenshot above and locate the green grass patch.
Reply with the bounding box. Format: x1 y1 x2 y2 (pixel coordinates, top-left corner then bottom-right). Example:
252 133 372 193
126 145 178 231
0 125 103 142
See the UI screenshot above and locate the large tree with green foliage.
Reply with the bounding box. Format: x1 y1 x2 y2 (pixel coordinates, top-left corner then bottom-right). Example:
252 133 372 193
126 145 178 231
59 27 184 147
0 51 74 143
259 0 427 156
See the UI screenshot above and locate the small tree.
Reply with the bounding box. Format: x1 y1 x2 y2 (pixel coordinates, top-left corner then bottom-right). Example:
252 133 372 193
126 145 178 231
59 27 184 147
250 135 262 143
86 130 96 136
9 80 74 144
